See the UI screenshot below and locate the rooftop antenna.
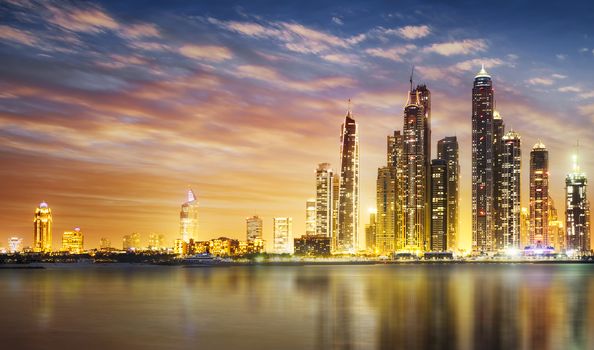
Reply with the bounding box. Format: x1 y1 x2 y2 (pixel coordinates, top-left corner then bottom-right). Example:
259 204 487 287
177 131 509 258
347 98 352 115
409 65 415 91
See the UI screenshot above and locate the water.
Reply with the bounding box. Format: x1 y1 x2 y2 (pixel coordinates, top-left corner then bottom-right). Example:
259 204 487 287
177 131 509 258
1 264 593 350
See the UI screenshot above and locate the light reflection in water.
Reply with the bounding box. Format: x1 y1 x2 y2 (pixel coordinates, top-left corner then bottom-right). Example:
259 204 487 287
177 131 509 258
0 264 593 349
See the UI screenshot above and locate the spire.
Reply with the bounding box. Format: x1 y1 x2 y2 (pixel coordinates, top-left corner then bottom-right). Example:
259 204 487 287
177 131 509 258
573 140 581 173
410 65 415 92
475 64 491 78
533 140 546 150
346 98 352 117
187 188 196 202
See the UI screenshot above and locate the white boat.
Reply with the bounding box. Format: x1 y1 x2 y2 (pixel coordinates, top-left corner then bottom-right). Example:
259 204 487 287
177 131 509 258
182 253 220 266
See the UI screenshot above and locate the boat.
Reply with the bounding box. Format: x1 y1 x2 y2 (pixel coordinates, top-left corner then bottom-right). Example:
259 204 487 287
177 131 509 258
181 253 221 267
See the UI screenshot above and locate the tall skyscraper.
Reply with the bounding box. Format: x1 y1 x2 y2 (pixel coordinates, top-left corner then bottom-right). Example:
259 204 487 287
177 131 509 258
33 201 52 253
498 131 521 249
246 215 263 241
416 85 432 253
337 105 359 253
402 85 429 251
315 163 334 237
529 142 549 247
365 208 377 253
430 159 448 252
62 227 84 254
179 189 199 242
332 173 340 249
437 136 459 251
472 65 495 253
492 111 506 250
305 199 316 236
273 217 293 254
376 166 397 253
565 154 590 253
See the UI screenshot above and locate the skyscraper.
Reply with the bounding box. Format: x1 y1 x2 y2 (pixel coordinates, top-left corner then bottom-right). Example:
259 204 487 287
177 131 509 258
179 189 199 242
548 197 565 251
306 199 316 236
273 217 293 254
498 131 521 249
565 155 590 253
33 201 52 253
148 234 165 250
402 85 429 251
472 65 495 253
529 142 549 247
337 105 359 253
416 85 432 253
8 237 22 253
62 227 83 254
315 163 334 237
492 111 506 250
437 136 459 251
365 208 377 253
376 166 397 253
123 233 141 251
430 159 448 252
246 215 263 241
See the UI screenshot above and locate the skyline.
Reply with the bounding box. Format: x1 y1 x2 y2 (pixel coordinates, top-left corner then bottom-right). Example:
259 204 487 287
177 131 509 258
1 1 594 250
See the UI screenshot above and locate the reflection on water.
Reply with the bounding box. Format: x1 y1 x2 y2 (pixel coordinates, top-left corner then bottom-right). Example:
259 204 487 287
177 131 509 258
1 264 594 349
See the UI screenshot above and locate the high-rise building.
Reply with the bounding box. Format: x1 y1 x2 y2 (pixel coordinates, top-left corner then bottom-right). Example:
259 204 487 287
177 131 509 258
437 136 459 251
430 159 448 252
305 199 316 236
148 234 165 250
123 233 141 251
548 197 565 251
530 142 549 247
497 131 521 250
337 105 359 253
520 207 530 248
402 85 429 252
492 111 506 250
387 131 404 251
100 237 112 251
332 173 340 248
315 163 334 238
472 65 495 254
376 166 397 253
565 155 590 253
273 217 293 254
62 227 83 254
179 189 199 242
246 215 263 241
8 237 22 253
416 85 432 254
33 201 52 253
365 208 377 253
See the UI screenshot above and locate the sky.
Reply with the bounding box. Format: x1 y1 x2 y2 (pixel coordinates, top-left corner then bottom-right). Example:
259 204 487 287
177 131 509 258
1 0 594 251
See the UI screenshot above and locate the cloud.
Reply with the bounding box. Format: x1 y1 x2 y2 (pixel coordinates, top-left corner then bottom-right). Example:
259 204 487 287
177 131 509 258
423 39 487 56
47 3 119 33
235 65 355 92
394 25 430 40
332 17 343 25
556 54 567 60
579 47 589 53
322 53 361 65
120 23 161 39
527 77 554 86
551 74 567 79
558 86 582 93
365 44 416 61
579 91 594 99
179 44 232 62
0 25 38 46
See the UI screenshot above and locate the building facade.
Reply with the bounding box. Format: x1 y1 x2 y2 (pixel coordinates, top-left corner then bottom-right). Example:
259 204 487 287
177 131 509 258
529 142 549 247
437 136 459 251
365 209 377 253
498 131 521 249
315 163 334 237
430 159 448 252
179 189 199 242
337 108 360 253
376 166 397 253
33 201 52 253
565 156 590 253
306 199 316 236
246 215 263 241
273 217 293 254
62 227 83 254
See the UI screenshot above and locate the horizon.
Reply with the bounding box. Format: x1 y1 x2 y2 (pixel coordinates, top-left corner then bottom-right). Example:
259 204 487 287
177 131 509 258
1 0 594 251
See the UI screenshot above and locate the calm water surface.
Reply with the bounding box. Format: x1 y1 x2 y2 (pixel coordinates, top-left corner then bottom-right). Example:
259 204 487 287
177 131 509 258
1 264 593 349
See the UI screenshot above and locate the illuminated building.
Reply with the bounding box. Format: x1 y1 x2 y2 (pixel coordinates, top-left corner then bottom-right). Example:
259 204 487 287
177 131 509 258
100 238 112 252
33 201 52 253
148 234 165 250
520 207 529 248
209 237 239 256
123 233 141 251
273 217 293 254
238 238 265 255
430 159 448 252
565 154 590 253
388 131 404 251
402 83 429 252
416 84 432 253
365 208 377 253
548 197 565 251
472 65 495 253
294 235 332 256
246 215 263 241
337 103 359 253
332 173 340 249
306 199 316 235
179 189 199 243
497 131 521 249
8 237 22 253
492 111 506 250
315 163 334 237
529 142 549 247
174 238 185 255
376 166 397 253
62 227 84 254
437 136 459 251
